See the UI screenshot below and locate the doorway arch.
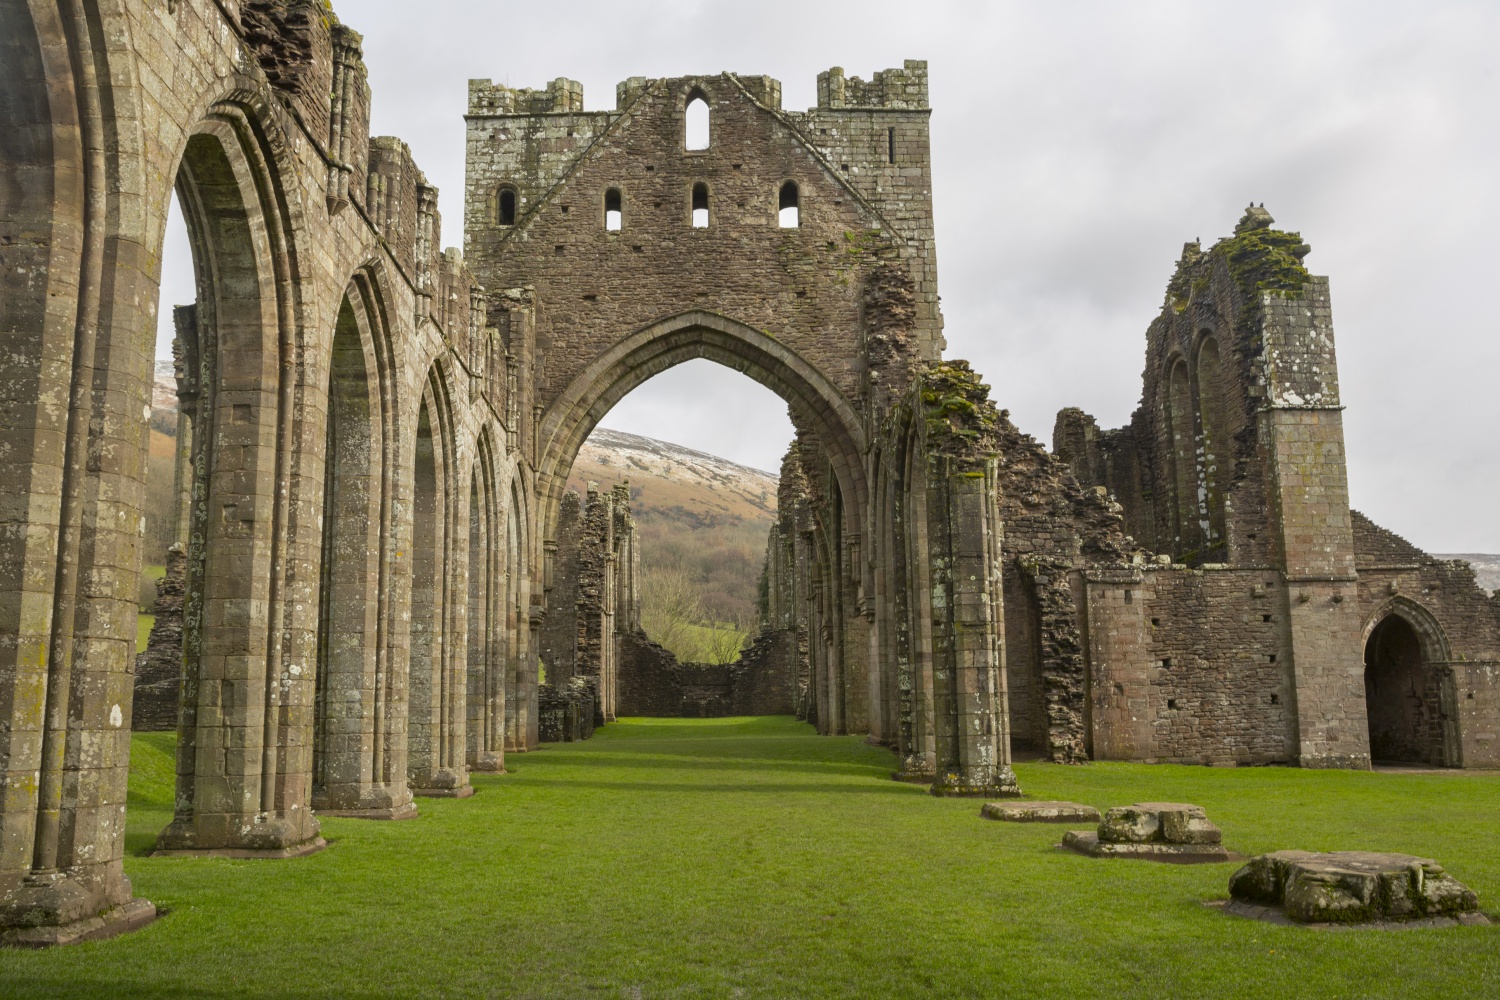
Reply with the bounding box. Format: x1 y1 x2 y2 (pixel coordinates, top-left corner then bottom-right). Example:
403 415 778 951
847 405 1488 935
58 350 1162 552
1362 600 1460 767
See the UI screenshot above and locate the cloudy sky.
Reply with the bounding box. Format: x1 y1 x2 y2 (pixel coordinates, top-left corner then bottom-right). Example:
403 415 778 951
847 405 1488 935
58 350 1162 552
156 1 1500 551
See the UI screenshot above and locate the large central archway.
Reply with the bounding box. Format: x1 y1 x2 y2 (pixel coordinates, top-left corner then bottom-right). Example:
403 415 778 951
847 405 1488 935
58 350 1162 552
536 311 868 544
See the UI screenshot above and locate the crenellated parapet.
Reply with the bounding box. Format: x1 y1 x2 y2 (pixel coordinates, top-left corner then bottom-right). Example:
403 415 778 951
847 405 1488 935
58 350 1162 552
816 61 929 109
468 77 585 115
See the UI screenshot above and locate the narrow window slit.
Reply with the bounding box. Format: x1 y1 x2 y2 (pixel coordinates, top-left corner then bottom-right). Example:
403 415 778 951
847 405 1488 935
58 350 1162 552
692 182 709 228
605 188 622 231
778 181 799 228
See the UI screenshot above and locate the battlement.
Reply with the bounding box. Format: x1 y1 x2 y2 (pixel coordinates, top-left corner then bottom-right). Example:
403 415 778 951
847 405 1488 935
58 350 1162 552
816 60 928 109
468 77 585 115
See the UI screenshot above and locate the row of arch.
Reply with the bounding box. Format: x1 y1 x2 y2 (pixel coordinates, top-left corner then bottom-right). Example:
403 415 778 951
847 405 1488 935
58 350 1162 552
1163 331 1230 561
492 180 801 230
311 294 535 814
155 103 540 848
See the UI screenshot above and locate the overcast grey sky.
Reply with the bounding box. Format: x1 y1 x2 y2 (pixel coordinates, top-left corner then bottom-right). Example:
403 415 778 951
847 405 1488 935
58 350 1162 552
156 1 1500 551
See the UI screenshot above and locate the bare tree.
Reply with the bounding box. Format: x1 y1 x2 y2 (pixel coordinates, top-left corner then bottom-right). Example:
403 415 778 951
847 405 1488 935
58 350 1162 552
640 565 705 660
701 608 752 665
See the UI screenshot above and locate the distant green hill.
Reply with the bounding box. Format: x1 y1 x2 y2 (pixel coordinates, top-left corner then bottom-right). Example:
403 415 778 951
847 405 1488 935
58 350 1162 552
567 428 779 661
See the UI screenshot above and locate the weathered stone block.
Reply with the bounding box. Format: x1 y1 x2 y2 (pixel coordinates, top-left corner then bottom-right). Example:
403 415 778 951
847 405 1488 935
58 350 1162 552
1065 802 1229 861
1227 851 1485 925
1098 805 1160 843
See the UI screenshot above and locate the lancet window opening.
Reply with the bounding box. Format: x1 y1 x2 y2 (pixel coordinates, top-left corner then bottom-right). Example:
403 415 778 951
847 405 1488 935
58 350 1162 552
778 181 799 228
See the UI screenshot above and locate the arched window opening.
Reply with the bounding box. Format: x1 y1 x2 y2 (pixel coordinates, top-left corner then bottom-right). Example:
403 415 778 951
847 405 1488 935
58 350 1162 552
1166 358 1201 558
685 92 710 150
692 182 709 229
497 187 516 226
778 181 799 228
605 188 622 231
1364 614 1458 766
1196 335 1228 554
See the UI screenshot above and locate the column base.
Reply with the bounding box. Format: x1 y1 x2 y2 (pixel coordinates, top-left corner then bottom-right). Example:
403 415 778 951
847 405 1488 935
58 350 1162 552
892 770 935 784
1 898 156 948
929 765 1022 798
154 813 325 857
469 752 507 774
315 803 418 821
151 837 327 860
412 785 475 799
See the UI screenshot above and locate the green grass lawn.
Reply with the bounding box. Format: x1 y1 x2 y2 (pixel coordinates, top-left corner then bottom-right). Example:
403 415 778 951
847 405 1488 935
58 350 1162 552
3 717 1497 999
136 613 155 654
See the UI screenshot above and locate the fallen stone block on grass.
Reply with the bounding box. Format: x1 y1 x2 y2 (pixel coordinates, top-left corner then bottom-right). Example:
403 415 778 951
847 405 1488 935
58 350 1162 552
980 801 1101 823
1224 851 1488 927
1062 802 1230 862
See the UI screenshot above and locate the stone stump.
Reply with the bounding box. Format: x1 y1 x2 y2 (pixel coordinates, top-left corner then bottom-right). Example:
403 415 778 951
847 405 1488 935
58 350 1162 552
1226 851 1488 926
1062 802 1230 861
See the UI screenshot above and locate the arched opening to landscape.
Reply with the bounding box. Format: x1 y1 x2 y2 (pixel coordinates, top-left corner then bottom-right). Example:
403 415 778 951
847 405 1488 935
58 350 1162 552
154 114 320 850
533 313 869 735
1364 609 1459 766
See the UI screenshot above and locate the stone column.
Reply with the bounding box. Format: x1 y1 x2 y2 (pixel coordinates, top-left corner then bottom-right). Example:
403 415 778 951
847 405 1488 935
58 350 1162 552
925 456 1019 797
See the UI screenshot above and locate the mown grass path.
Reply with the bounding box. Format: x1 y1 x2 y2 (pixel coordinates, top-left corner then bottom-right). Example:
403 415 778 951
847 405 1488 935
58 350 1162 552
3 717 1497 998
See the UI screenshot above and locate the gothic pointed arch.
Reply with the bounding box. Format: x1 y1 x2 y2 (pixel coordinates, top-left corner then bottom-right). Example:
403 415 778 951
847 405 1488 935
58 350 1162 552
535 310 868 545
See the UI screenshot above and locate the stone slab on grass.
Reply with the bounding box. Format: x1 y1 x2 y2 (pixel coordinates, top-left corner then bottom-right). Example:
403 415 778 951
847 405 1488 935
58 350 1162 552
1062 830 1232 863
1227 851 1486 925
981 801 1100 823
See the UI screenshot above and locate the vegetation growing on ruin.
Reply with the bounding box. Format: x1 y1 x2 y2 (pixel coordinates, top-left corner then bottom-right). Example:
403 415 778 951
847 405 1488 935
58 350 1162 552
920 360 999 458
4 720 1495 999
1213 226 1311 304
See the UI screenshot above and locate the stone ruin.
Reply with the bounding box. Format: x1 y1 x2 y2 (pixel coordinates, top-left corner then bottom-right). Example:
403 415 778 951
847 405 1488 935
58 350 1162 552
1226 851 1487 927
1063 803 1229 862
2 0 1498 946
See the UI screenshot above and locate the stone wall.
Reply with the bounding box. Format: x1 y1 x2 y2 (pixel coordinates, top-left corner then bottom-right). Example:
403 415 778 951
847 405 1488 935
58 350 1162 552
614 629 797 719
1061 207 1500 770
